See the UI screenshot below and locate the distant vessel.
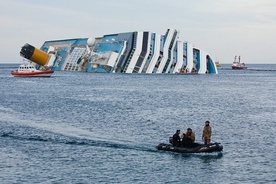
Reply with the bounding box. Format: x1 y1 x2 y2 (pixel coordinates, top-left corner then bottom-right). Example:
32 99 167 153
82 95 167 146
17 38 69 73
215 61 221 67
232 56 247 70
11 62 54 77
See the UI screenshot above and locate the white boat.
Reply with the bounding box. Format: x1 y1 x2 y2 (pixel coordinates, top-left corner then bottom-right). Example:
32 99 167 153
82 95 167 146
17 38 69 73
11 62 54 77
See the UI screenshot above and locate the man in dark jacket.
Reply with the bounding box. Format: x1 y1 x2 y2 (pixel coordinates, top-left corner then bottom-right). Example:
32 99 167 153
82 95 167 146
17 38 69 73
172 130 181 146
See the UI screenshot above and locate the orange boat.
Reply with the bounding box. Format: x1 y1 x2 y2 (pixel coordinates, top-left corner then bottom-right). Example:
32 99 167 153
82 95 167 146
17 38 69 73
11 63 54 77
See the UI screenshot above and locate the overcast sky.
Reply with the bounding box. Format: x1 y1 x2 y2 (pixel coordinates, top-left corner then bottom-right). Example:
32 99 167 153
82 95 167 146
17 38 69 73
0 0 275 64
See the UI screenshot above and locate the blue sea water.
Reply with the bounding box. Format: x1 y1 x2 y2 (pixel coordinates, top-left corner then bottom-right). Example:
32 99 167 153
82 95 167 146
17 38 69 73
0 64 275 184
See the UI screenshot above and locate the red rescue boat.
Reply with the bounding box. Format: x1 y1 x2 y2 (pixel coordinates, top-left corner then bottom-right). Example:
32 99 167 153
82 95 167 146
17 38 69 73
11 63 54 77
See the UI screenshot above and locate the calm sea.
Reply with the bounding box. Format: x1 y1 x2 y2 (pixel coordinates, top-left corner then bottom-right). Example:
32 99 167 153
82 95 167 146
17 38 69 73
0 64 275 184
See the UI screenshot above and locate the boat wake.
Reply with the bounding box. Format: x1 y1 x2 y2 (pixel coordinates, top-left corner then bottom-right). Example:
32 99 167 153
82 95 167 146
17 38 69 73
0 107 160 153
1 130 157 153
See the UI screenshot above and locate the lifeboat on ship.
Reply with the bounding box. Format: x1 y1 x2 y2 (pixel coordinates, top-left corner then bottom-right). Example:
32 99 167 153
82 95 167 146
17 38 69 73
11 62 54 77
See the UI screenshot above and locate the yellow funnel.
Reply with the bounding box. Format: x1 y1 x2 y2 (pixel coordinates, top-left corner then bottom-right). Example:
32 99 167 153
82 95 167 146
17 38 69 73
20 43 50 66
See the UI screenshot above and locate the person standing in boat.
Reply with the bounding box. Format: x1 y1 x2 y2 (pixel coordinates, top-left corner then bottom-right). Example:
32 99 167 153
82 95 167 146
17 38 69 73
172 130 181 146
202 121 212 144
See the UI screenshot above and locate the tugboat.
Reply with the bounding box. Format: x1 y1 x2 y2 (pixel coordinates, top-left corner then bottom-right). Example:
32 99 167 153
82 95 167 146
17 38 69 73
232 56 247 70
11 61 54 77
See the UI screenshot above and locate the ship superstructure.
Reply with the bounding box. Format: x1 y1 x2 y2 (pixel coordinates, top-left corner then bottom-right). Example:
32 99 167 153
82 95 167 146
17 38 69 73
21 28 218 74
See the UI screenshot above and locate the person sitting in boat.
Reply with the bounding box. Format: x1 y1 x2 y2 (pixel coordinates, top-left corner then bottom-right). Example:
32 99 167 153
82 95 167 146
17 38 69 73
182 128 195 147
172 130 181 146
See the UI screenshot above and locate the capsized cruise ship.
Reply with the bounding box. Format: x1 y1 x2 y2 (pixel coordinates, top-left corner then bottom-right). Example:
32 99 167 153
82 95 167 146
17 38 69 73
20 28 218 74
